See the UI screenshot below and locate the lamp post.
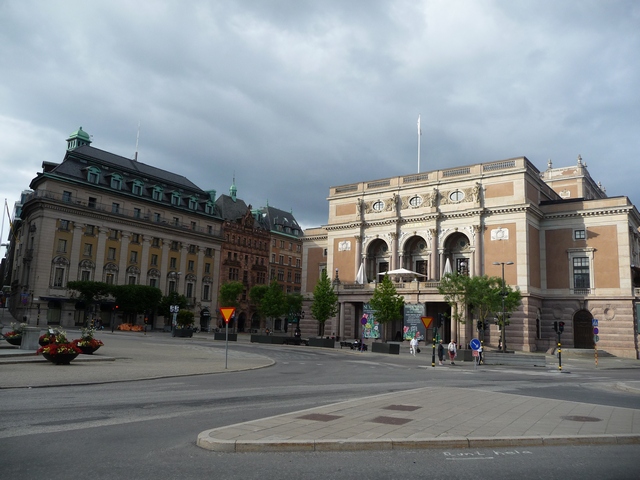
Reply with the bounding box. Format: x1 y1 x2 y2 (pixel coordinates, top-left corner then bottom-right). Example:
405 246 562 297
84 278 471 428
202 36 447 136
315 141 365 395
493 261 513 353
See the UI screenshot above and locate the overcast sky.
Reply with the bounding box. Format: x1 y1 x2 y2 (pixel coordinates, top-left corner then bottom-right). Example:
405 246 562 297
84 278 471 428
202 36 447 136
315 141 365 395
1 0 639 245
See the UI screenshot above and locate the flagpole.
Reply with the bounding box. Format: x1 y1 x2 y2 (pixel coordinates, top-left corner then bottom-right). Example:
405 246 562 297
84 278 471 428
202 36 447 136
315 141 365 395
417 114 422 173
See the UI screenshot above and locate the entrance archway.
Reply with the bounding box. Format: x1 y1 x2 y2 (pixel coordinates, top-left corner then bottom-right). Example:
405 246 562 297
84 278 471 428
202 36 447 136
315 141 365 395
364 238 390 283
402 235 429 278
573 310 593 348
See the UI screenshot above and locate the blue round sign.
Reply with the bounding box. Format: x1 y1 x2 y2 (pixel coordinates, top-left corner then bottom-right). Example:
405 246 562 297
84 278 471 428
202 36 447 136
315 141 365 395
470 338 481 351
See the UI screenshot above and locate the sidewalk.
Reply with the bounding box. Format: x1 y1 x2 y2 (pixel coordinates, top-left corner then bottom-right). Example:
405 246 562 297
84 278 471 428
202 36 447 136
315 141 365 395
0 330 274 388
3 330 640 453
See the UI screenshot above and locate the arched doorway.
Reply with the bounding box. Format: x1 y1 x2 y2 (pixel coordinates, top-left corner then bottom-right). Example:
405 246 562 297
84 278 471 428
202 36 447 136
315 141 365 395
573 309 593 348
402 235 429 278
200 308 211 331
364 238 390 283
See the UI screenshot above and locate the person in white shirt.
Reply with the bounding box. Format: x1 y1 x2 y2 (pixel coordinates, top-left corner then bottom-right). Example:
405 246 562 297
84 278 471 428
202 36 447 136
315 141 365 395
447 340 457 365
409 335 419 355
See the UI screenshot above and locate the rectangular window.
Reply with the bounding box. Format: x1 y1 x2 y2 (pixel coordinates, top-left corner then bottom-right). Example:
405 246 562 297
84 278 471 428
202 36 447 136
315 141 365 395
188 260 194 271
152 237 160 247
205 262 211 273
57 239 67 253
171 241 179 250
189 244 196 254
173 217 180 226
271 254 276 263
288 256 292 266
191 221 197 230
112 203 120 214
81 270 91 281
131 233 140 243
168 280 176 293
154 213 162 223
151 254 158 266
205 247 212 257
85 225 95 236
277 269 285 281
107 247 116 260
53 267 65 287
207 225 213 234
128 276 136 285
130 251 138 263
83 243 92 256
88 172 99 184
186 283 193 298
149 278 158 288
574 229 586 240
133 208 142 219
105 273 114 285
88 197 97 209
279 255 284 265
109 229 118 240
573 257 590 289
59 220 70 231
170 257 177 269
62 191 72 202
133 183 143 196
203 284 210 301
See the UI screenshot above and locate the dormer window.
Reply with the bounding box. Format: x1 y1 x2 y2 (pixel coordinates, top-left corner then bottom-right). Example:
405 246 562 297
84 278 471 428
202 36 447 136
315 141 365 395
171 192 181 206
188 196 198 210
87 166 100 184
152 186 163 201
110 174 123 190
204 202 214 215
132 180 144 196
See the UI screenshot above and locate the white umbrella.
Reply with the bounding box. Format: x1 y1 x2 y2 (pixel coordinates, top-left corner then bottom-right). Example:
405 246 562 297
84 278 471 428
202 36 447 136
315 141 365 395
384 268 426 277
443 258 452 275
356 263 366 284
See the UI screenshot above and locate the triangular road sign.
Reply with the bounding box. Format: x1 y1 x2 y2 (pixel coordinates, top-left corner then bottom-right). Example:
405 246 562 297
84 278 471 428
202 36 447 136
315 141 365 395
220 307 236 323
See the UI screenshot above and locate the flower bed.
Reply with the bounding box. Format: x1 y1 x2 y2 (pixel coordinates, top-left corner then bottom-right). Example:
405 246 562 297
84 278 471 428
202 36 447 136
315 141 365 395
117 323 144 331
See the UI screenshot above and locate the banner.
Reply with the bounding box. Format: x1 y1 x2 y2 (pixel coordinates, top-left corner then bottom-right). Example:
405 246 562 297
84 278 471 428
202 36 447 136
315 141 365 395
362 303 380 339
403 303 425 340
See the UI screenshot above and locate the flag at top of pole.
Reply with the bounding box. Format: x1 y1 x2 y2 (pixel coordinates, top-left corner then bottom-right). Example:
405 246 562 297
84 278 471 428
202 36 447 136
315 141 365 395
417 114 422 173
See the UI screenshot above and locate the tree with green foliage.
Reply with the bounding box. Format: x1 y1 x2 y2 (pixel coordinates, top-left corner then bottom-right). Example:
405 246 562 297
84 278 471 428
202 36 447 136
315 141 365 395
310 270 338 337
368 275 404 340
67 281 112 322
437 273 471 324
158 291 188 319
176 309 195 328
255 280 287 331
111 284 162 316
219 281 244 309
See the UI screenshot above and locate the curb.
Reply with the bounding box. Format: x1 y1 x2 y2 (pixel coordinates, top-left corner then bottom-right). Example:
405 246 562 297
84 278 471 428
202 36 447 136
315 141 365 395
196 433 640 453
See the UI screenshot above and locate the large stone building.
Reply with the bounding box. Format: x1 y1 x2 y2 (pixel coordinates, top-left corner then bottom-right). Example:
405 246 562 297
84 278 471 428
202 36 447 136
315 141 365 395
6 128 224 329
302 156 640 359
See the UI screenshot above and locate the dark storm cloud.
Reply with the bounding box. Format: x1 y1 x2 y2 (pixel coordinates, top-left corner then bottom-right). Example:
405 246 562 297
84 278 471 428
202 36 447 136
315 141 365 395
1 0 639 242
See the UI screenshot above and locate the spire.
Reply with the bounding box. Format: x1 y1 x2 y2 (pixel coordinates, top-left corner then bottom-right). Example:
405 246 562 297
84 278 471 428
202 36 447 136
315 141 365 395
230 174 237 202
66 126 92 151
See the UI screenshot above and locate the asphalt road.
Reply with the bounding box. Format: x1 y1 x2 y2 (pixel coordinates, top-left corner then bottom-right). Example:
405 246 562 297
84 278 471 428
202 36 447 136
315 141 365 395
1 336 639 479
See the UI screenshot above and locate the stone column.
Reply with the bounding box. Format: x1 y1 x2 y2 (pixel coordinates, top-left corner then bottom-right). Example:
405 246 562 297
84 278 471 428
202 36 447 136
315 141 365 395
94 227 108 282
178 244 188 293
354 235 362 278
139 236 151 285
117 231 131 285
68 223 84 281
390 232 398 270
338 301 345 340
160 241 170 293
429 228 438 280
473 224 483 276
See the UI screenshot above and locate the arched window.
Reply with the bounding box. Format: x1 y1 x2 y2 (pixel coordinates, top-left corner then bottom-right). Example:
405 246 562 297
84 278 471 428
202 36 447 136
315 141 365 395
132 180 144 196
171 192 181 206
188 196 198 210
204 201 214 215
152 186 164 201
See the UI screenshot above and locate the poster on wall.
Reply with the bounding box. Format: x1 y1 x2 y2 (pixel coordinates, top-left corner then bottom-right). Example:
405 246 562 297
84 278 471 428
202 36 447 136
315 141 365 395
362 304 381 339
403 303 426 340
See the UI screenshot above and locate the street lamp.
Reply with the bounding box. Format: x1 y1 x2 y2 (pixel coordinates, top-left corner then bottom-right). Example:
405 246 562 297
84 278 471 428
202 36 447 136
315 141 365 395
493 261 514 353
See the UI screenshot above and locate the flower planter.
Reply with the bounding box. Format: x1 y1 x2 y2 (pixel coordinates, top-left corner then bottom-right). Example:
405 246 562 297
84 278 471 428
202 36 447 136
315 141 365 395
5 336 22 346
172 328 193 338
77 345 101 355
42 352 79 365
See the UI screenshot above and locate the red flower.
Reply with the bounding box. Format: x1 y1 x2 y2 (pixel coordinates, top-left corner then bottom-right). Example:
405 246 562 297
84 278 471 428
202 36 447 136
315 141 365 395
37 342 82 355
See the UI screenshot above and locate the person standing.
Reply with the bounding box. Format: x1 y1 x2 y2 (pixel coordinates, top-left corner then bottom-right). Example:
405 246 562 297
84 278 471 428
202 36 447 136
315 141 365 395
447 340 457 365
410 335 418 355
437 339 445 365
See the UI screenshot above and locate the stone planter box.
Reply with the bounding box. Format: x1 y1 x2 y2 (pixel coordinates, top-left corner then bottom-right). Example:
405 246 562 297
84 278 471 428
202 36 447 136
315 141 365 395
372 342 400 355
250 334 284 344
214 332 237 341
308 337 335 349
172 328 193 338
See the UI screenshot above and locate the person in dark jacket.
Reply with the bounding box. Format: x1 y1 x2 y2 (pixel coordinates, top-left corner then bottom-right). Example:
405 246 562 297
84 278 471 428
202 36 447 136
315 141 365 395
437 339 445 365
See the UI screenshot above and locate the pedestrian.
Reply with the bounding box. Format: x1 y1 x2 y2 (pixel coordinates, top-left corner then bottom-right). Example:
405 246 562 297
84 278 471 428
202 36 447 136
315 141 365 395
448 339 457 365
478 344 483 365
410 335 418 355
437 339 445 365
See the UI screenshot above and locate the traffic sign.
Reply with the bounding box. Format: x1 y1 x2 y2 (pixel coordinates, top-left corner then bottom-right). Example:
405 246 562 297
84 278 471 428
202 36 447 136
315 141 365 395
220 307 236 323
594 334 600 343
472 350 479 357
592 319 599 327
469 338 481 351
421 316 433 329
593 327 599 335
361 315 368 325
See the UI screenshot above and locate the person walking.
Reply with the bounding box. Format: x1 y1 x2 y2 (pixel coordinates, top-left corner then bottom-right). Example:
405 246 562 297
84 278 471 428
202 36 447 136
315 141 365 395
447 340 457 365
437 339 445 365
409 335 418 355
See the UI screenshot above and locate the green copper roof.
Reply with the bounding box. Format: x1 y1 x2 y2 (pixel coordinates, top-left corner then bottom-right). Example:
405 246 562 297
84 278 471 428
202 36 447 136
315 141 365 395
67 126 91 142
